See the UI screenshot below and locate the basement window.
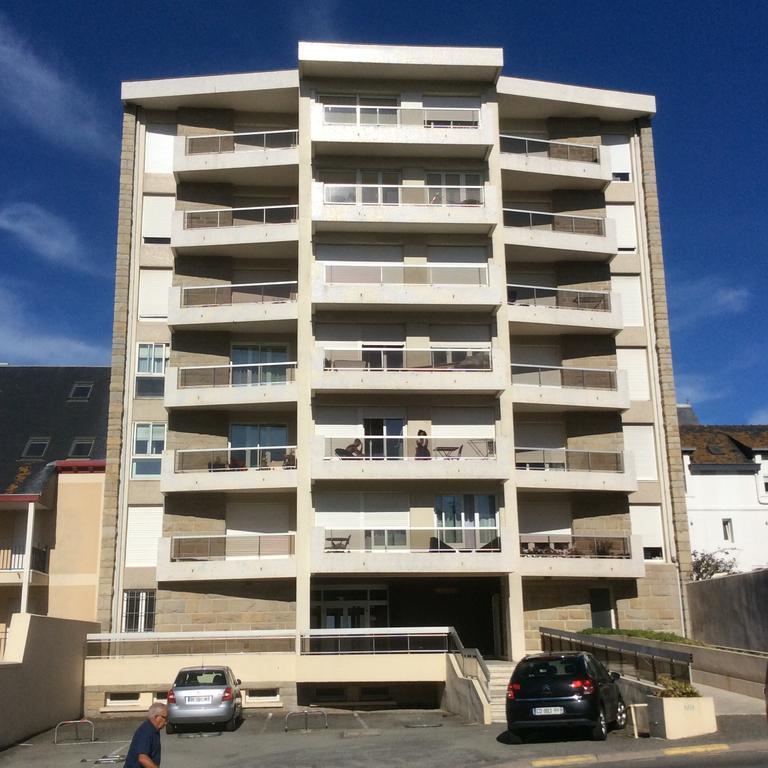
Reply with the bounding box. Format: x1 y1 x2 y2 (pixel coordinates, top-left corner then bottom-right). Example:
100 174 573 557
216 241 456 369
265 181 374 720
105 692 141 706
722 518 734 543
245 688 280 705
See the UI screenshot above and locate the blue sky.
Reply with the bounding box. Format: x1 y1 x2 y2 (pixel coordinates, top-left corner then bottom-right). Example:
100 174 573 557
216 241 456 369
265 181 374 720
0 1 766 424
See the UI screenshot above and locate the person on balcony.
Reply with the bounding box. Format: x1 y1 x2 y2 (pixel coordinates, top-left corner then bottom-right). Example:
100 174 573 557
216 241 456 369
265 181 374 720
415 429 431 459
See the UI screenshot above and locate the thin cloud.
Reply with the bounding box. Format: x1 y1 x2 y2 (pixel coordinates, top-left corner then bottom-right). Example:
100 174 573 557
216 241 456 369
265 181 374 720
0 15 114 159
0 287 110 366
747 407 768 425
668 276 750 333
291 0 343 40
0 202 106 276
675 372 727 406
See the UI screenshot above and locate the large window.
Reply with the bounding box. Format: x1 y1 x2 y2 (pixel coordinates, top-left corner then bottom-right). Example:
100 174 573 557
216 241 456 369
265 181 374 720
122 589 156 632
136 343 168 397
434 494 497 547
132 422 165 478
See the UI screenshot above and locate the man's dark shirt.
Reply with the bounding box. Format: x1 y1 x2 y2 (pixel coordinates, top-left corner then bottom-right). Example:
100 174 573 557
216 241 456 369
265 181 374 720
123 719 161 767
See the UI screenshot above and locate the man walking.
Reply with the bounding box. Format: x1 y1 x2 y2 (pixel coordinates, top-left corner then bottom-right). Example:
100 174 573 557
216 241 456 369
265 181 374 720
123 703 167 768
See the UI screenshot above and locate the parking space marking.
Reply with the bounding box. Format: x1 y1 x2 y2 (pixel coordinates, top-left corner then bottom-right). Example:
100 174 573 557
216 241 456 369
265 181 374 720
662 744 729 756
260 713 273 734
353 712 369 729
531 755 597 767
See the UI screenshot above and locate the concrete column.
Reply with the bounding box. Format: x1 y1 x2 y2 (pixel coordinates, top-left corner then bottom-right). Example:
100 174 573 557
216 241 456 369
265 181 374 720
20 501 36 613
504 572 526 660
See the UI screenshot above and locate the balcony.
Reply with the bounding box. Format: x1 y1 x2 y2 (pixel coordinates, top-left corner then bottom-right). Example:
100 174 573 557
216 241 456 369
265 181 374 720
313 183 497 234
519 534 645 577
312 103 493 158
514 447 637 492
0 543 49 585
312 346 505 395
507 284 622 334
173 130 299 184
168 281 298 332
171 205 299 257
311 434 505 482
511 364 630 411
164 362 298 410
503 209 616 261
156 534 296 582
499 135 611 191
312 261 504 311
160 445 298 493
311 526 514 575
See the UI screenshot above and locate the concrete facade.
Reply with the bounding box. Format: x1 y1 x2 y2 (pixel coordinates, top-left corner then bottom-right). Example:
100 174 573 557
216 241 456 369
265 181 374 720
94 42 688 711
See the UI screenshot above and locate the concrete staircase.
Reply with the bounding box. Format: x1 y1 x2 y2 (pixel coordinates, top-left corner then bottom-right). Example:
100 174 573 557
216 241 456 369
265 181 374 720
486 659 516 723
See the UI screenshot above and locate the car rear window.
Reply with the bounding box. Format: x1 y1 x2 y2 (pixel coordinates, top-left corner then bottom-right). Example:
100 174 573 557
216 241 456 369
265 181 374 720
174 670 228 687
514 657 586 680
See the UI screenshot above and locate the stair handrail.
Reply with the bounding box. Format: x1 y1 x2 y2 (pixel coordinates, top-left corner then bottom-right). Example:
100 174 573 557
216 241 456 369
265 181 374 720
448 627 491 702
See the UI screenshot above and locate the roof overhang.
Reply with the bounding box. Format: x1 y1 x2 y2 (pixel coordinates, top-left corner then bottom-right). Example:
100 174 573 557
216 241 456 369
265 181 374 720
0 494 40 510
55 459 107 473
498 76 655 120
299 42 503 83
121 69 299 112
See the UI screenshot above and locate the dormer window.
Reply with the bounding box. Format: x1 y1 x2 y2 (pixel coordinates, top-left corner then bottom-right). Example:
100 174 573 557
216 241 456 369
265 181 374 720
69 382 93 400
22 437 50 459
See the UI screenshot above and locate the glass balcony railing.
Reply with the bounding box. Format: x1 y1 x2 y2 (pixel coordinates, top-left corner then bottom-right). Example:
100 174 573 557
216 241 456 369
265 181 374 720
519 534 630 558
177 362 297 389
503 208 605 236
0 543 48 573
170 533 295 560
322 526 500 553
515 447 624 473
181 281 297 307
500 135 600 164
325 262 488 287
325 435 496 461
183 205 298 229
323 347 491 372
322 105 480 129
511 363 617 390
507 283 611 311
174 445 297 472
185 129 298 155
323 184 484 207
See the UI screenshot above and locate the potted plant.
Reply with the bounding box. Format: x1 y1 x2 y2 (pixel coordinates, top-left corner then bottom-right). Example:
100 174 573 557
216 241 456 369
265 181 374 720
647 675 717 739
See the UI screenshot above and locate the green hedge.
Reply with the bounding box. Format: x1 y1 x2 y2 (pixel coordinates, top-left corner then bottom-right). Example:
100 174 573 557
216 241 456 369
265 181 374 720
577 628 706 646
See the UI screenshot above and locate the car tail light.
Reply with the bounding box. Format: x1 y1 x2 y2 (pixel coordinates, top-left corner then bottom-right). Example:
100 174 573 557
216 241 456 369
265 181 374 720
506 682 521 700
570 678 595 695
221 686 234 702
167 689 176 704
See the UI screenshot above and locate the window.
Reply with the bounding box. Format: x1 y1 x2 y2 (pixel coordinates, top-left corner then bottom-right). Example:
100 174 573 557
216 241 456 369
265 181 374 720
624 426 658 481
606 204 638 251
722 518 734 543
125 506 164 567
121 589 156 632
144 123 175 174
22 438 49 459
138 269 172 320
69 381 93 400
616 349 650 401
136 343 168 397
132 422 165 478
141 195 174 242
434 494 498 548
69 438 94 458
602 134 631 181
612 276 644 326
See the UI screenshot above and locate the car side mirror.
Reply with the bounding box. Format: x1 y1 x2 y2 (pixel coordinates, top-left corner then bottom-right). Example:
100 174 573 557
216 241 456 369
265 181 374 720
610 671 620 681
236 679 242 686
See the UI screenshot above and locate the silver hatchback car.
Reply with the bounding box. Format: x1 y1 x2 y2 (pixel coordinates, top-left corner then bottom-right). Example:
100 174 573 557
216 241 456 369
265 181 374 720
166 666 242 733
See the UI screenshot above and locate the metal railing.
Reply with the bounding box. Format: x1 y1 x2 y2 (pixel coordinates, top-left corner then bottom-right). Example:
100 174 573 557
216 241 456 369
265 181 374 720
503 208 605 236
31 546 49 573
511 363 617 390
323 184 484 207
500 135 600 163
322 105 480 129
86 630 297 659
170 533 296 560
0 628 6 660
448 628 491 703
539 627 693 684
0 542 24 570
177 361 297 389
520 534 630 558
300 626 457 655
181 280 298 307
515 447 624 473
186 129 298 155
322 526 501 553
324 262 489 287
507 283 611 312
183 205 298 229
174 445 298 472
326 435 496 461
323 347 492 372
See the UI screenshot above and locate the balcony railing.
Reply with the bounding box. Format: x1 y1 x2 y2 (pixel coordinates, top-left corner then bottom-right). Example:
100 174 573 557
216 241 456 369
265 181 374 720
323 184 484 207
325 435 495 461
174 445 297 472
323 347 492 372
515 447 624 473
322 526 500 553
185 129 298 155
300 626 459 655
322 105 480 129
507 283 611 312
511 363 617 390
0 543 48 573
520 534 630 558
171 533 296 560
503 208 605 236
183 205 298 229
500 135 600 163
177 361 297 389
181 280 298 307
324 262 488 287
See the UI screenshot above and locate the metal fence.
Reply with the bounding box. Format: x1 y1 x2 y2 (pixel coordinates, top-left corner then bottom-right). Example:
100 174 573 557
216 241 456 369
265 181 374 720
507 283 611 312
503 208 605 236
500 135 600 163
186 129 298 155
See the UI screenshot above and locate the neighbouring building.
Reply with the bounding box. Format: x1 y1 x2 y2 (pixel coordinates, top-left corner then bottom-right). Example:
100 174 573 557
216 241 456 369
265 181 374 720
93 42 690 714
0 365 109 655
681 423 768 572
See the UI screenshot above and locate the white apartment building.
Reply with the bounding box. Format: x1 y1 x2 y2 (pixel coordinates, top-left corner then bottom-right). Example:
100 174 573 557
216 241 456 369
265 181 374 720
92 42 690 715
681 424 768 572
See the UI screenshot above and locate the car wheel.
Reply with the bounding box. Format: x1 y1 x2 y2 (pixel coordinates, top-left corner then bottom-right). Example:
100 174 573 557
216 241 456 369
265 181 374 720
224 713 238 732
613 698 627 730
590 708 608 741
165 722 176 735
503 729 522 745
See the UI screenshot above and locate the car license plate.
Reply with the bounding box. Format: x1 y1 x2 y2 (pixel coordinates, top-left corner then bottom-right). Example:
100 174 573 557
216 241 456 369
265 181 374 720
532 706 564 716
186 695 212 704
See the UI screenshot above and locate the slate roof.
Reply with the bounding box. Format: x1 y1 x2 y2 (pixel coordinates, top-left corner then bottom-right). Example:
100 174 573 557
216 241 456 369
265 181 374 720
0 366 110 495
679 424 768 466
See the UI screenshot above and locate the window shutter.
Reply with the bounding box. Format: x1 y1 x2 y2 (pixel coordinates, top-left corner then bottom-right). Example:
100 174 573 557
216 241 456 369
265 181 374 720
426 245 487 263
602 134 631 179
616 348 650 400
141 195 175 239
125 506 164 567
138 269 172 319
362 493 410 526
606 204 637 250
144 124 175 173
629 504 664 550
315 492 362 528
315 244 403 262
612 275 644 326
624 426 658 480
